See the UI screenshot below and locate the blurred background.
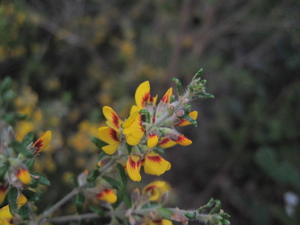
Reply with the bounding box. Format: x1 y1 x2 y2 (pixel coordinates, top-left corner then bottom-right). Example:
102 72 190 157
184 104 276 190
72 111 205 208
0 0 300 224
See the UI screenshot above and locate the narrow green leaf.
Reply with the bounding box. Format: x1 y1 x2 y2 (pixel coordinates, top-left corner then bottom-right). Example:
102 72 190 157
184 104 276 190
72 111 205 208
8 187 18 213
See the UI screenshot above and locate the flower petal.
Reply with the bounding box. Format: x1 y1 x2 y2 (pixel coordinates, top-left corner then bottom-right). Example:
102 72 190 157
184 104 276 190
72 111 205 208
176 135 192 146
143 152 171 176
159 138 177 148
126 155 142 182
33 130 52 153
17 194 27 209
102 143 119 155
16 168 31 185
143 180 171 201
147 134 159 148
0 205 13 222
98 127 119 144
102 106 122 130
176 111 198 127
135 81 150 108
161 88 173 103
96 189 117 204
123 112 144 146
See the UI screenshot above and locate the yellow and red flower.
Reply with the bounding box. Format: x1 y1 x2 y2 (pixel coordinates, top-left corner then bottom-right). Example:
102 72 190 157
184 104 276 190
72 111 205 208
176 111 198 127
158 134 192 149
126 155 142 182
143 219 173 225
143 180 171 201
143 152 171 176
16 168 31 185
96 188 117 204
126 152 171 182
0 205 13 225
32 130 52 154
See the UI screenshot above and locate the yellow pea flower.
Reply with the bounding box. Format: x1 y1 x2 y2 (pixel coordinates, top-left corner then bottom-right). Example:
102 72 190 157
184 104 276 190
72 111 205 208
176 111 198 127
33 130 52 154
126 155 142 182
98 126 120 155
160 88 173 104
16 168 31 185
17 194 28 208
147 134 159 148
96 189 117 204
143 181 171 201
0 205 13 225
135 81 151 108
144 219 173 225
143 152 171 176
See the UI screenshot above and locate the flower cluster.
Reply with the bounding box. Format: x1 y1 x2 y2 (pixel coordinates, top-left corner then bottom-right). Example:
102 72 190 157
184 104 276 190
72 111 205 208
0 128 52 225
98 81 198 182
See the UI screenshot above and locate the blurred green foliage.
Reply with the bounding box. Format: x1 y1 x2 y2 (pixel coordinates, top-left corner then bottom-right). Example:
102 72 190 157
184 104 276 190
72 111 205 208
0 0 300 224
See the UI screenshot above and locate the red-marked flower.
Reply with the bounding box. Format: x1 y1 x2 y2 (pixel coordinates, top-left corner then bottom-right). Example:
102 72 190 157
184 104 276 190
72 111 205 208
126 155 142 182
123 110 144 146
176 111 198 127
96 188 117 204
98 126 120 155
143 180 171 201
158 137 177 149
0 185 8 204
135 81 151 108
103 106 122 131
143 152 171 176
33 130 52 154
147 133 159 148
158 134 192 148
160 88 173 104
143 219 173 225
16 168 31 185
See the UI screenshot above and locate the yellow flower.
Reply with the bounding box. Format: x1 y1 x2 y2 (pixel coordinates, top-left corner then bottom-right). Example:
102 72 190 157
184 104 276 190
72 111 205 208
158 134 192 149
126 155 142 182
33 130 52 154
143 152 171 176
144 219 173 225
122 110 144 146
143 181 171 201
160 88 173 104
0 205 13 225
17 194 28 208
16 168 31 185
0 185 8 204
147 134 159 148
176 111 198 126
96 189 117 204
135 81 151 108
98 126 120 155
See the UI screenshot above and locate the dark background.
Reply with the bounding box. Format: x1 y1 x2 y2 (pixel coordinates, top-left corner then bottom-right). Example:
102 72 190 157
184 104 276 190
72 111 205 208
0 0 300 224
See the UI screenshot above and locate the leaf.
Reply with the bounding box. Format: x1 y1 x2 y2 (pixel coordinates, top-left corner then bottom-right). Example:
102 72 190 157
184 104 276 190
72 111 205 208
18 205 30 220
8 187 18 213
91 137 106 149
172 78 184 95
103 176 122 190
157 207 172 218
117 164 127 186
25 159 35 170
22 132 35 146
